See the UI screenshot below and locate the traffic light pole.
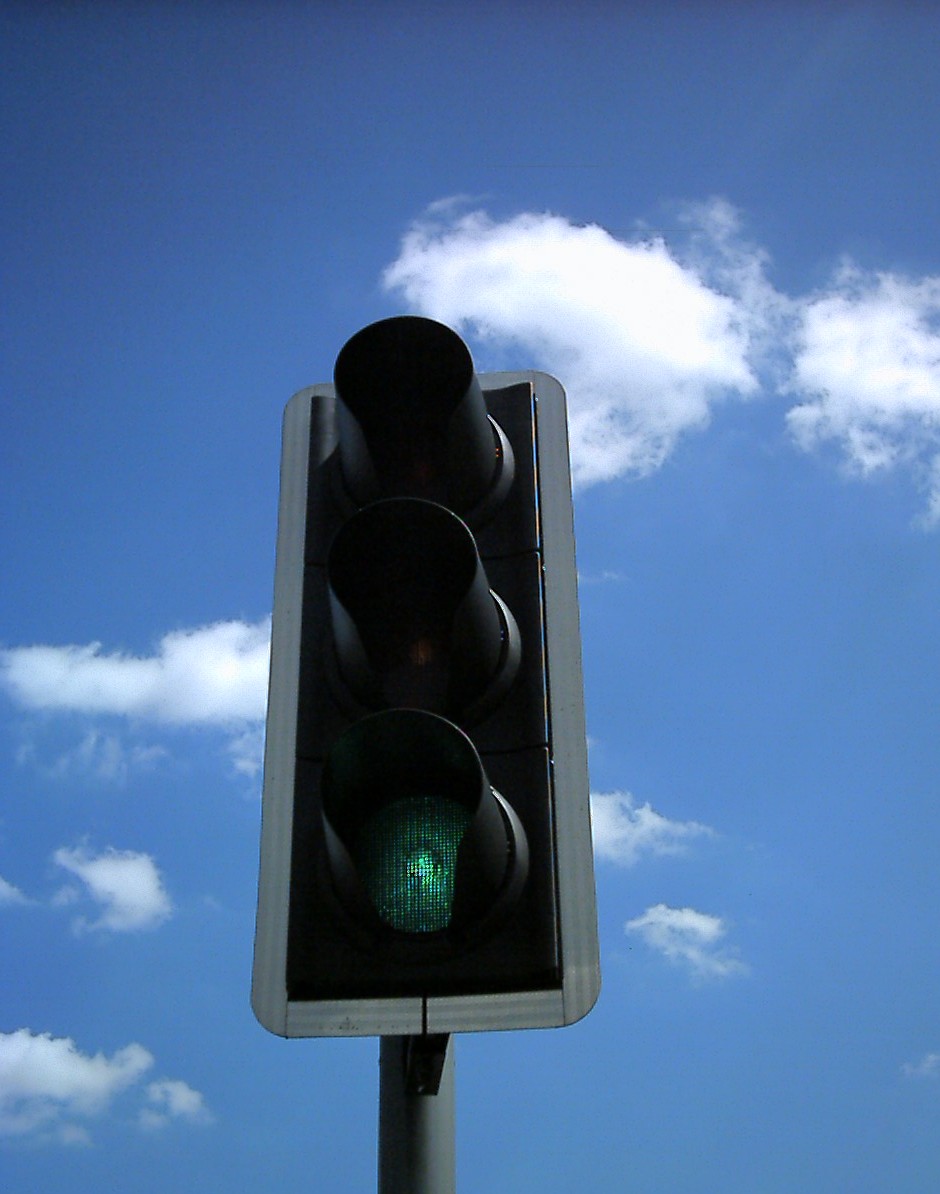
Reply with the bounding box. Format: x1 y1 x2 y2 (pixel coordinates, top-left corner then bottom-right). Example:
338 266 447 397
378 1035 456 1194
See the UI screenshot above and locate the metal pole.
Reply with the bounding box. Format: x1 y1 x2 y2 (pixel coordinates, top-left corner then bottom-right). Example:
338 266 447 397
378 1035 455 1194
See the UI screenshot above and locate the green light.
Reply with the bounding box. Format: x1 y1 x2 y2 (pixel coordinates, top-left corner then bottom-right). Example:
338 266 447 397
356 796 473 933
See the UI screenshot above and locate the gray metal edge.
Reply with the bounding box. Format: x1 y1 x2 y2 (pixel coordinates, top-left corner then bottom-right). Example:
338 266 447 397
251 387 316 1036
537 375 601 1024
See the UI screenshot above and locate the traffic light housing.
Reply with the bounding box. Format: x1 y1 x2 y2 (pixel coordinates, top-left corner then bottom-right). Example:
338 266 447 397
252 316 599 1037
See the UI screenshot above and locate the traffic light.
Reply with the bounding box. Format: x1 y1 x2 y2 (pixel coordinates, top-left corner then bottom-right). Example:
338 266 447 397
252 316 599 1037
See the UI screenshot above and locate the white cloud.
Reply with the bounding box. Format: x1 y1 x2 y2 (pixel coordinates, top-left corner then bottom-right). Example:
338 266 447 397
591 791 714 866
138 1079 213 1130
902 1051 940 1079
0 874 28 906
625 903 747 981
384 199 940 526
225 723 265 779
787 263 940 521
0 1030 210 1144
383 201 769 488
0 620 270 780
0 1029 153 1142
38 729 168 785
52 845 172 933
55 729 129 782
0 619 270 726
577 569 626 585
677 198 788 356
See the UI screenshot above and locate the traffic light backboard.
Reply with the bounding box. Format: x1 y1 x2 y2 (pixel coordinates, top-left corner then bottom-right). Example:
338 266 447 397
252 317 599 1037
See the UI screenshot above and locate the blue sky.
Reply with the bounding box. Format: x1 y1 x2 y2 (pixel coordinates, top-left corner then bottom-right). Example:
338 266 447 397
2 3 939 1190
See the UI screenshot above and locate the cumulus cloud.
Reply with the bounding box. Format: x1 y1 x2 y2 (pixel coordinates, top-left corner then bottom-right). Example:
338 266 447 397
0 1030 210 1145
788 264 940 521
0 619 270 779
383 200 769 487
591 791 714 866
625 903 747 981
902 1051 940 1079
0 1029 153 1143
0 619 270 726
384 199 940 526
0 874 28 906
139 1079 213 1130
52 845 172 933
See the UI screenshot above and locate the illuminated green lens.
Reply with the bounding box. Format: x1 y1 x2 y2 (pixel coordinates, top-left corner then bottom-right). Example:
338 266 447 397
356 796 473 933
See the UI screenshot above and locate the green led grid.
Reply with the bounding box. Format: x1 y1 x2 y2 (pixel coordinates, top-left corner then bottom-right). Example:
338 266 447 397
356 796 473 933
